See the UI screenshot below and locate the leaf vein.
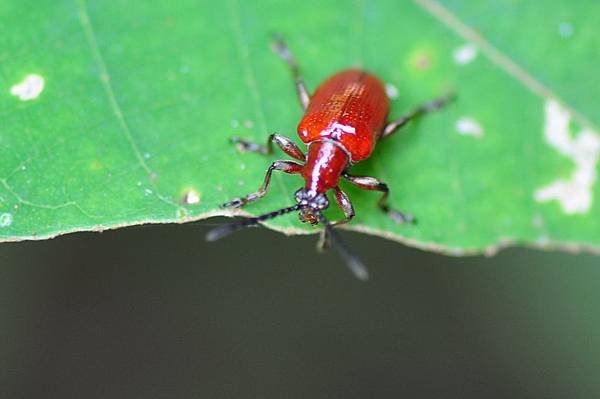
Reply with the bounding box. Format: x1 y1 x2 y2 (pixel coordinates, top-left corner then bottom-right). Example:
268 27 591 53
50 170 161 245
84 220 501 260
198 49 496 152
1 178 98 219
414 0 600 132
75 0 181 210
228 0 290 200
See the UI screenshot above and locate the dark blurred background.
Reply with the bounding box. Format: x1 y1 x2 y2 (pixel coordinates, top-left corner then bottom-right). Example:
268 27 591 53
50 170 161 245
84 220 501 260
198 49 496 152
1 221 599 398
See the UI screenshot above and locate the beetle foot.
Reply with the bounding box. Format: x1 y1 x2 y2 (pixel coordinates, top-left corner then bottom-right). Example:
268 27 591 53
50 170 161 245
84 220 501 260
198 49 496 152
230 136 268 154
388 210 416 225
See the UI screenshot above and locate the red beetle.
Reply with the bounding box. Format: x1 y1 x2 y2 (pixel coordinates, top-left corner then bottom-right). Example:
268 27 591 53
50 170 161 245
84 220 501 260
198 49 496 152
207 36 453 279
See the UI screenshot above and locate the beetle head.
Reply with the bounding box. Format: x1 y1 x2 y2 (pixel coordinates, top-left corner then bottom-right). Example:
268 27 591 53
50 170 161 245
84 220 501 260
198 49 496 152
295 188 329 225
205 186 368 280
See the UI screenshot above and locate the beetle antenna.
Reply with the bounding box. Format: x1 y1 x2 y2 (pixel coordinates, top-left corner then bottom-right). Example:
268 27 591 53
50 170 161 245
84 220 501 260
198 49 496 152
206 204 301 242
317 212 369 281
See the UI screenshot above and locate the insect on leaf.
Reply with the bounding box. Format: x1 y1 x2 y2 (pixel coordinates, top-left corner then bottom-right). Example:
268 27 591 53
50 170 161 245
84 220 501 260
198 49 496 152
1 0 599 256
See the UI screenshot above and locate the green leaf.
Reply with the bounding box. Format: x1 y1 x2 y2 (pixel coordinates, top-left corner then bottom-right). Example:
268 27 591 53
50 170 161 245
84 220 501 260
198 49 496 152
1 0 599 255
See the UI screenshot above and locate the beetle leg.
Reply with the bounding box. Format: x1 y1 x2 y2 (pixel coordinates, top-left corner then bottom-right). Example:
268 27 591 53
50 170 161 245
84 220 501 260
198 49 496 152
316 231 329 252
221 160 303 208
342 173 415 224
272 35 310 111
317 187 355 252
231 133 305 161
331 186 356 226
381 92 455 138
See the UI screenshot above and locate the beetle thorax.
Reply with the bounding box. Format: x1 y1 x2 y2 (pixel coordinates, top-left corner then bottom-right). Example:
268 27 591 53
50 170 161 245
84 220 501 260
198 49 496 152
301 141 349 195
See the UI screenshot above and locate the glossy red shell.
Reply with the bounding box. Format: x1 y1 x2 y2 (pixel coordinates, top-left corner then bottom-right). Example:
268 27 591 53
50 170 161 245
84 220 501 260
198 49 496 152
301 141 348 192
297 69 389 162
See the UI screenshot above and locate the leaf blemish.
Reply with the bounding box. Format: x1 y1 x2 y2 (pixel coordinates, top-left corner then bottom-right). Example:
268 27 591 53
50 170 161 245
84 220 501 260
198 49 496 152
453 44 477 65
176 208 188 219
0 213 13 228
455 116 484 138
534 100 600 214
182 189 201 205
409 49 432 71
385 83 399 99
10 74 45 101
558 22 574 38
243 119 254 129
89 159 103 170
536 235 550 246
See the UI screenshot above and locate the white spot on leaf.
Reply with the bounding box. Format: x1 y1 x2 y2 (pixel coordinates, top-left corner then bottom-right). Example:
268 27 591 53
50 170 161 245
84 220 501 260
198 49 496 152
558 22 574 38
385 83 399 99
10 74 45 101
455 117 484 138
534 100 600 214
0 213 13 227
536 235 550 246
453 44 478 65
183 189 200 205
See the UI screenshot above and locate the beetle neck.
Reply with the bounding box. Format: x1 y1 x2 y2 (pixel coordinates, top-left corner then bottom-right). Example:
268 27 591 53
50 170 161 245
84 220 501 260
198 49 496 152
302 141 349 194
